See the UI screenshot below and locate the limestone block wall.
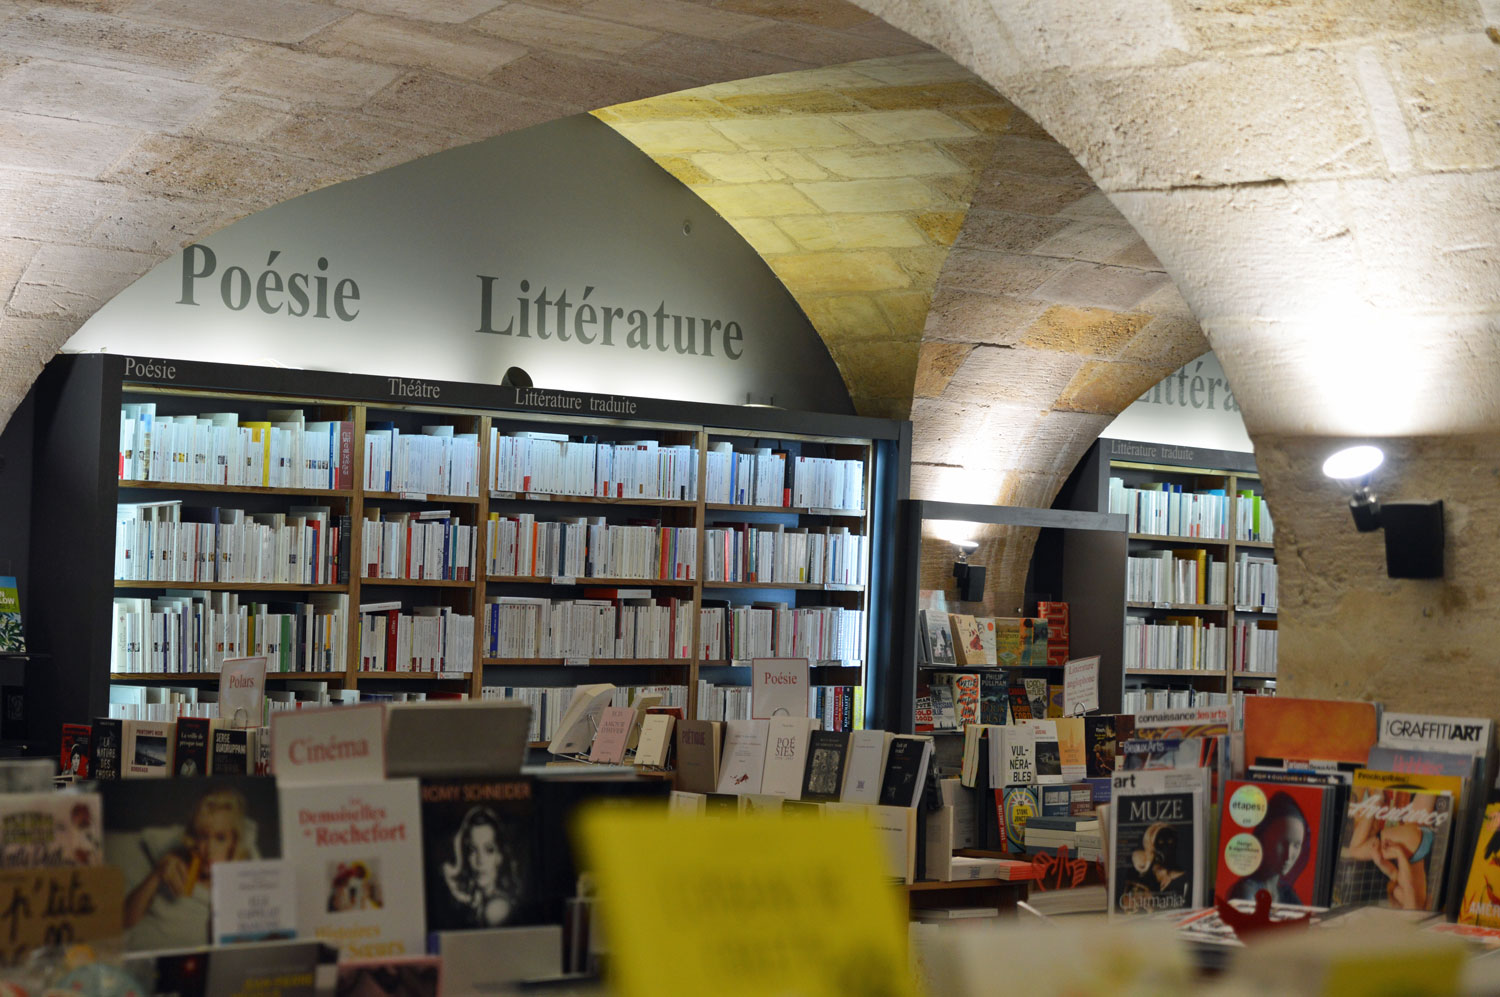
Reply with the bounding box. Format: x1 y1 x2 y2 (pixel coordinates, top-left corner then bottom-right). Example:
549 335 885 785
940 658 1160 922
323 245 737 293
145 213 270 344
854 0 1500 718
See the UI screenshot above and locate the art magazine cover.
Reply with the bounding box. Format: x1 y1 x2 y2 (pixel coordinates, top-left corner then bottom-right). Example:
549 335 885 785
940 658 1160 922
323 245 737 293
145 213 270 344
1331 771 1454 912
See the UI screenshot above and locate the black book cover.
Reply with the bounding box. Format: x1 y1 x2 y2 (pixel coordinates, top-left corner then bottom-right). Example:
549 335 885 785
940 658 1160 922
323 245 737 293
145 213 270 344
211 727 252 776
1085 715 1117 777
174 717 211 777
1111 790 1196 916
1 685 26 741
979 671 1009 725
800 730 849 803
337 513 352 584
1008 685 1033 721
1035 734 1062 781
90 718 123 781
102 776 281 951
419 777 535 932
878 738 927 808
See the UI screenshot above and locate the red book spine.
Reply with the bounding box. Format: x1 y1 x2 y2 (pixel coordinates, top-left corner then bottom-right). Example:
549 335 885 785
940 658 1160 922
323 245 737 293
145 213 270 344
338 422 354 490
385 609 399 672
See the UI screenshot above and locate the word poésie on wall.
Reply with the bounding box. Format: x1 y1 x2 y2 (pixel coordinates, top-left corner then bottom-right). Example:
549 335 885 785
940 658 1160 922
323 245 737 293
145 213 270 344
476 275 745 360
178 245 361 321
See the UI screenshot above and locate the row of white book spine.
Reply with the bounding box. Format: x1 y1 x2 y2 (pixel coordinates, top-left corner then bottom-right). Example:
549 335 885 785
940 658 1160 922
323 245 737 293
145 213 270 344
119 405 348 489
110 594 348 674
702 526 868 585
115 510 338 584
484 516 697 580
1109 478 1230 538
480 685 688 742
1233 621 1278 674
1122 688 1237 714
356 607 474 672
489 432 698 500
482 598 692 660
1234 493 1275 542
1124 553 1227 604
361 519 476 581
692 682 856 727
701 605 866 663
1123 617 1226 671
363 427 479 496
1234 554 1278 610
703 448 865 510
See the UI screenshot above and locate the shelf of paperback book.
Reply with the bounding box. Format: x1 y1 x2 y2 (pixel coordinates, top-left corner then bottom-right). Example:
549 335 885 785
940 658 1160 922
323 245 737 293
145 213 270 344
364 491 481 505
359 578 477 589
1125 668 1227 679
701 581 865 592
1126 602 1229 612
117 481 357 499
355 671 471 680
1128 533 1231 546
484 575 695 588
1237 539 1275 549
481 657 690 667
110 671 342 680
703 503 866 519
489 491 698 508
112 581 347 592
1232 671 1277 682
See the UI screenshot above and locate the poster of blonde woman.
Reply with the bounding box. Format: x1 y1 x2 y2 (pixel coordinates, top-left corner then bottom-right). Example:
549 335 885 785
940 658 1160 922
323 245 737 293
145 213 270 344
103 777 281 950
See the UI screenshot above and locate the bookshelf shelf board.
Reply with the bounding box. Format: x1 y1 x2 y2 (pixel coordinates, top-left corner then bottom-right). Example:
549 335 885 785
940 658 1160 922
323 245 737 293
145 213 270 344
355 671 471 680
701 581 865 592
704 503 866 517
1125 668 1228 678
110 671 341 680
1233 606 1278 615
1127 533 1230 546
488 491 696 508
701 659 863 669
1126 602 1229 612
363 491 480 505
118 481 354 499
1233 672 1278 681
113 581 346 592
1236 539 1275 549
481 657 690 667
918 662 1005 671
359 577 475 588
484 575 695 588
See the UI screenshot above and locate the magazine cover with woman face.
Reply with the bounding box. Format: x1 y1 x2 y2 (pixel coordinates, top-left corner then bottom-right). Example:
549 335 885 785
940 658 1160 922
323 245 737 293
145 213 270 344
1215 780 1329 907
419 778 534 932
1332 770 1457 912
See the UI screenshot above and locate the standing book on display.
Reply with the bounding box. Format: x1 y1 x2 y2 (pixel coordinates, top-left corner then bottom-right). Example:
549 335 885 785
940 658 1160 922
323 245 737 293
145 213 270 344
921 611 955 666
1330 769 1458 912
841 730 892 805
1214 779 1337 907
1108 768 1208 918
715 720 770 796
878 737 932 809
420 777 535 932
675 721 722 795
760 717 814 800
801 730 849 804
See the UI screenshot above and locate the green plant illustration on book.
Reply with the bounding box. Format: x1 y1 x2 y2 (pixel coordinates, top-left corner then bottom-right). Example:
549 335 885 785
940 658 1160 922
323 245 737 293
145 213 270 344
0 577 25 652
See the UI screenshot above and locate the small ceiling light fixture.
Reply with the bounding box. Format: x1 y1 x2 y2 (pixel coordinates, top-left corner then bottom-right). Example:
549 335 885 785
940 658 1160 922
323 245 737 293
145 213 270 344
952 539 985 601
1322 444 1444 579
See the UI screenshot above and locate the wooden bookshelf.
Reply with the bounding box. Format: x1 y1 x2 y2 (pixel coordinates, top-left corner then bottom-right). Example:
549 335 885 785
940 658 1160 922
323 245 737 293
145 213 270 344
28 354 902 747
1058 439 1278 704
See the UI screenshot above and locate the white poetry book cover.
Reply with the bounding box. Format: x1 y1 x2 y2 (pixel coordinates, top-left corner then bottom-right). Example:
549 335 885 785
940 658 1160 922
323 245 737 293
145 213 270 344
279 778 425 958
759 717 814 799
841 730 889 804
715 719 770 796
212 858 297 944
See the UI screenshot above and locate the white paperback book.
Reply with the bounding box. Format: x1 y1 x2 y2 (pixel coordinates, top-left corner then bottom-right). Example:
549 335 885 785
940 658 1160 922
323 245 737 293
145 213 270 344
632 714 675 768
715 719 770 795
990 724 1036 788
279 777 425 957
212 858 297 944
841 730 891 804
271 703 386 786
548 683 617 756
759 716 814 799
750 657 809 719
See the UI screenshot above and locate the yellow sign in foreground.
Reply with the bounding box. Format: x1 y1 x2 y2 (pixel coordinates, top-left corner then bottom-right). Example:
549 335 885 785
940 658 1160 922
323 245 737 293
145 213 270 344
578 805 915 997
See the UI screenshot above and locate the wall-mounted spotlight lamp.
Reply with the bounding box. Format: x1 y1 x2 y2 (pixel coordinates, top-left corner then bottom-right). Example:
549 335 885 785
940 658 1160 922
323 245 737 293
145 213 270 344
1322 444 1444 579
501 366 533 389
952 539 985 601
